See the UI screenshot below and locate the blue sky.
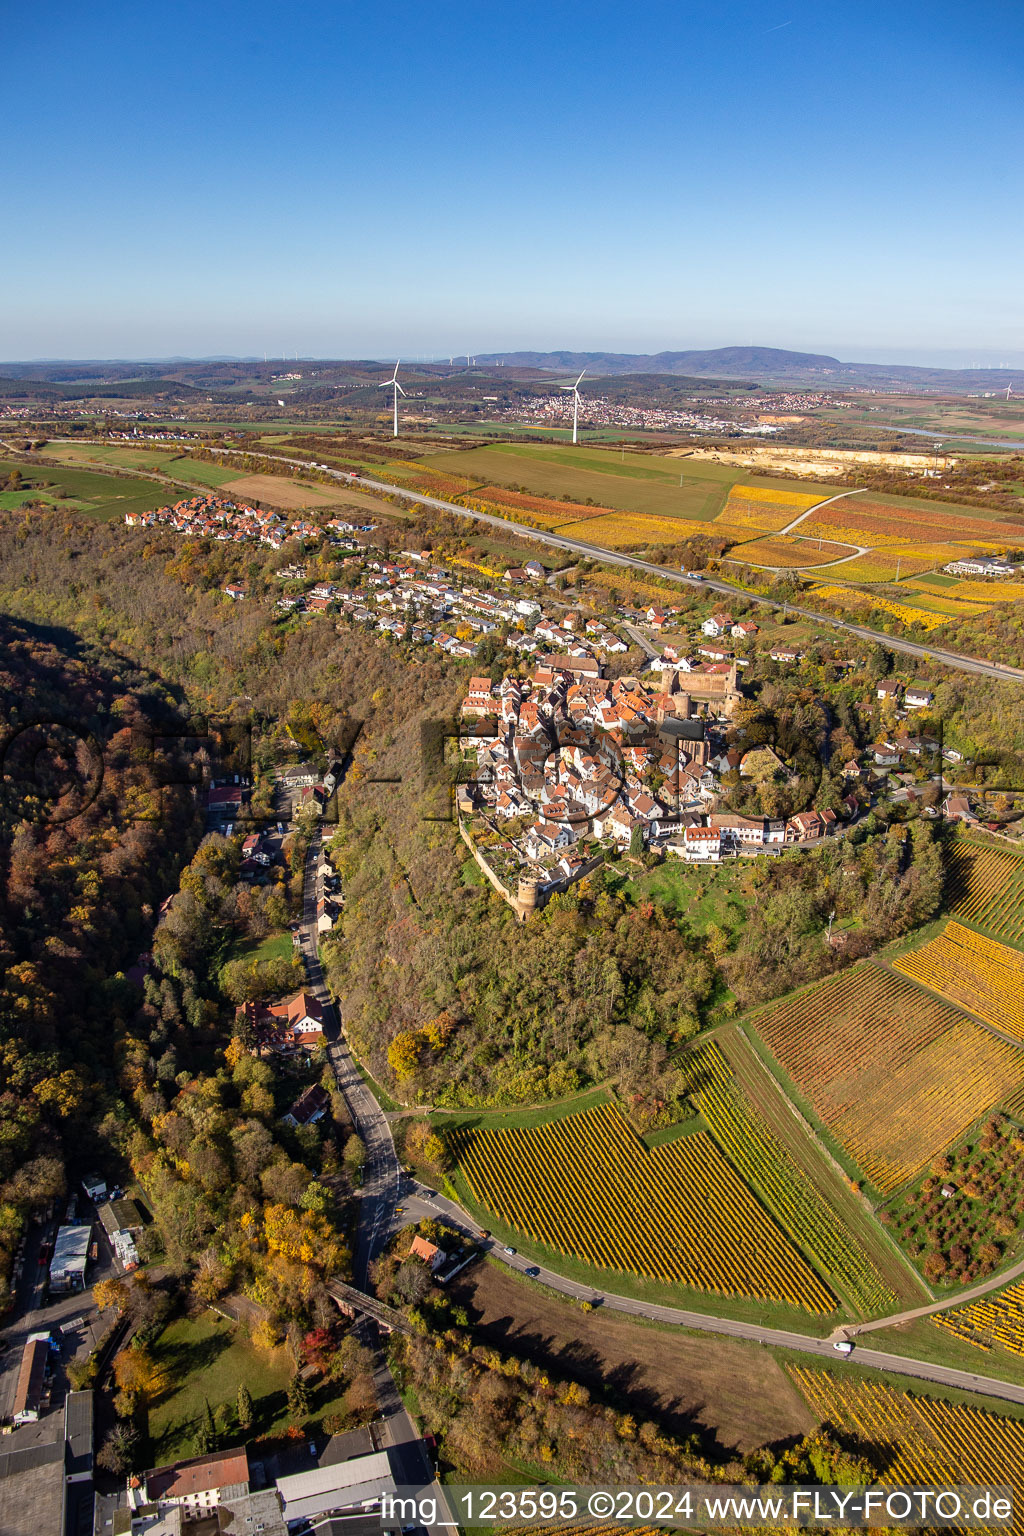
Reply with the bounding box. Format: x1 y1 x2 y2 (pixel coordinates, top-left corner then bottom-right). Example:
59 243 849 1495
4 0 1023 363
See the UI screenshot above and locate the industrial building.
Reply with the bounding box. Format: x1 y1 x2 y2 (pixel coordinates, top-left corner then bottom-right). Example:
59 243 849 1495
49 1225 90 1293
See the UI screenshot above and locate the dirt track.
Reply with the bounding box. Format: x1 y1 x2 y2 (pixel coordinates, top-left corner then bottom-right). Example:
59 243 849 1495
450 1260 814 1456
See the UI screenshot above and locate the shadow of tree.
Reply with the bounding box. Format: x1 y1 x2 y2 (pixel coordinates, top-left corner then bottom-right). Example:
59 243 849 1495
149 1330 232 1409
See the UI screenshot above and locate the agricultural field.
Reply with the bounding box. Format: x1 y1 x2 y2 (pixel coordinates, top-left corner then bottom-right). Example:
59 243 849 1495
415 443 829 523
945 838 1024 945
727 535 858 568
556 511 694 548
32 440 245 488
450 1261 815 1453
934 1280 1024 1358
0 457 171 521
895 921 1024 1040
882 1113 1024 1286
809 584 951 630
716 484 826 531
750 965 1024 1193
790 1369 1024 1505
217 473 362 509
445 1101 836 1312
679 1041 897 1314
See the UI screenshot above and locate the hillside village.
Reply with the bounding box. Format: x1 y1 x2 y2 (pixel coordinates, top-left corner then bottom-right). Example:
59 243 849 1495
452 650 966 912
126 489 990 919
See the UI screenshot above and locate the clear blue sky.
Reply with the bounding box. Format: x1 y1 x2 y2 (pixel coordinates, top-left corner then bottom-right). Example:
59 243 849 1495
5 0 1023 364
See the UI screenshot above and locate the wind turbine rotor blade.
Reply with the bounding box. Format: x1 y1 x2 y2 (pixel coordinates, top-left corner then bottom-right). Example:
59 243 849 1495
395 382 407 396
575 370 586 387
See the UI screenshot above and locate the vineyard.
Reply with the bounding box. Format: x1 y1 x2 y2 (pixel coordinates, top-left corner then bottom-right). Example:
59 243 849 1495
917 577 1024 604
751 965 1024 1192
810 585 951 630
820 554 938 582
680 1042 897 1313
725 535 857 568
555 511 694 548
895 921 1024 1041
791 1368 1024 1517
717 485 825 531
471 486 613 521
802 496 1024 544
945 839 1024 945
934 1280 1024 1357
445 1101 836 1312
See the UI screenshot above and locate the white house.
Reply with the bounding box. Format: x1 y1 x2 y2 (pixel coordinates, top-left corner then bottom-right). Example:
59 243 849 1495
701 612 732 638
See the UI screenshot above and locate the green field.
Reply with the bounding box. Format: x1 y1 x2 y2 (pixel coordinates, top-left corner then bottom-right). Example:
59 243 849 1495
148 1313 286 1459
0 457 173 521
40 442 244 488
605 855 752 937
414 443 832 522
147 1310 360 1461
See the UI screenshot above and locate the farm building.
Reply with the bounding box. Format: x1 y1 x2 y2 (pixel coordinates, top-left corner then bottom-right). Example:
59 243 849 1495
49 1225 91 1293
11 1335 49 1423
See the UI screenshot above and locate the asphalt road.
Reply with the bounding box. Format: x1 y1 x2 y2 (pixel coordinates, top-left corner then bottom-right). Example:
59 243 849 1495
384 1186 1024 1406
300 839 456 1536
214 447 1024 686
298 827 1024 1411
300 835 401 1289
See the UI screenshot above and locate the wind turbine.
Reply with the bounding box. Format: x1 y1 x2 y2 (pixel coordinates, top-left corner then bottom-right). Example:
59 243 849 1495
379 360 406 438
1007 382 1014 401
560 369 587 444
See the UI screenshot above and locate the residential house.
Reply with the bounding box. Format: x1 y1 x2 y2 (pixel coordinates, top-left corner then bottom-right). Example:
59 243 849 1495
679 824 721 862
283 1083 331 1128
239 990 325 1054
876 679 902 702
409 1235 447 1271
701 612 732 637
710 812 766 848
136 1448 251 1520
787 810 823 841
905 683 935 709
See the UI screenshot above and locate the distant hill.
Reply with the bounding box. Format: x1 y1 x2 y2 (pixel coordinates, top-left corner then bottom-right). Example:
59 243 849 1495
4 349 1024 396
474 346 1024 392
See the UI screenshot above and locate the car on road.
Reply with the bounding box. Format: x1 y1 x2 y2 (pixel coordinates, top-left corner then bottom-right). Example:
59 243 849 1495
504 1246 516 1256
524 1266 539 1277
832 1340 854 1355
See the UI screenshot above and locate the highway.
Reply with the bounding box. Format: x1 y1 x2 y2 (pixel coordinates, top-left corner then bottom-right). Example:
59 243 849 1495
206 446 1024 686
